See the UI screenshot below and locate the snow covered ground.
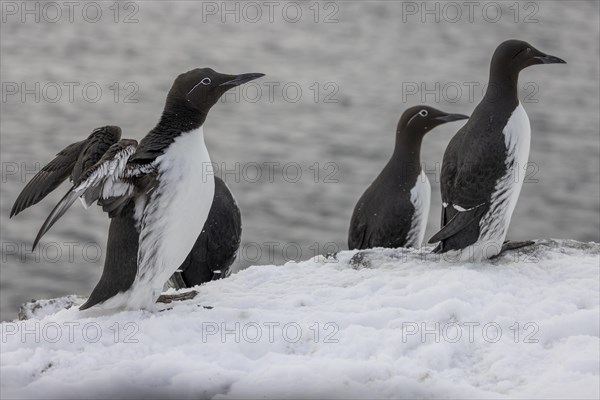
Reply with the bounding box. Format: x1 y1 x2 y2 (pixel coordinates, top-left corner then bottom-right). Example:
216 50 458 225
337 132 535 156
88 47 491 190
1 239 599 399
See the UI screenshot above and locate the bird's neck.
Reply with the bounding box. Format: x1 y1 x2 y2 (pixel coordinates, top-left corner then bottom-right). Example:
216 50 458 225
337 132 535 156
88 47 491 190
388 131 423 177
157 102 207 133
484 68 520 106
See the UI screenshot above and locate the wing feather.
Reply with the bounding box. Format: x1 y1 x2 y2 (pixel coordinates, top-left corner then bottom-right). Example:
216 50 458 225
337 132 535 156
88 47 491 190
10 140 86 217
428 203 487 244
32 190 81 250
32 140 138 249
11 126 121 217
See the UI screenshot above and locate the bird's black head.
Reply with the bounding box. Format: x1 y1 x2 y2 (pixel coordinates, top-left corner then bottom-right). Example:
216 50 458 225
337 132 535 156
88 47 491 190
164 68 265 125
397 106 469 137
490 40 566 83
89 125 121 142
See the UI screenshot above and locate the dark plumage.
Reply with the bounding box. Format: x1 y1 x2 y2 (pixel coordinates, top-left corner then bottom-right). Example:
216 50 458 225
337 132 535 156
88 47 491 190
80 203 139 310
429 39 566 257
31 139 138 250
348 106 468 250
12 68 261 310
12 130 243 308
10 126 121 218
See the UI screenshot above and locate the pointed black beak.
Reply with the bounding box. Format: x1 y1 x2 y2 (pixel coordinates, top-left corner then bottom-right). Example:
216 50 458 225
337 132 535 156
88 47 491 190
220 73 265 87
534 53 567 64
435 113 469 123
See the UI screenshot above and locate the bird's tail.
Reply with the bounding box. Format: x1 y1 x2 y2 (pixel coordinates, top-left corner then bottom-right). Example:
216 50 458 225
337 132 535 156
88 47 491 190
428 204 486 244
431 242 444 253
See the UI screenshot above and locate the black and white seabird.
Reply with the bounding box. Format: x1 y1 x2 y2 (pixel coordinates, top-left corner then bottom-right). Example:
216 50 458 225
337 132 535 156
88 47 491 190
348 106 468 250
18 68 263 310
428 39 566 261
12 127 241 309
12 127 242 309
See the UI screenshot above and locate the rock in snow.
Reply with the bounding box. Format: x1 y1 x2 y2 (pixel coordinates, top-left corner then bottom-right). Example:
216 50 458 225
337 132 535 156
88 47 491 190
1 239 599 399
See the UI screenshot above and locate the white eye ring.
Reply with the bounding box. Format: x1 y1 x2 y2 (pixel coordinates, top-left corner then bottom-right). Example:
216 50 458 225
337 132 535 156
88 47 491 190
201 77 211 85
419 109 428 117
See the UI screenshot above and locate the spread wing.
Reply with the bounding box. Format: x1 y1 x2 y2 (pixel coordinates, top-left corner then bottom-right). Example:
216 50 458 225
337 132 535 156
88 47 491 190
32 139 140 250
10 126 121 217
71 126 122 185
10 140 86 217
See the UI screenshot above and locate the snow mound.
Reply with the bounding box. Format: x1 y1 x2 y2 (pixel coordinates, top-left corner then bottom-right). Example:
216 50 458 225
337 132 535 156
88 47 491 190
1 239 599 399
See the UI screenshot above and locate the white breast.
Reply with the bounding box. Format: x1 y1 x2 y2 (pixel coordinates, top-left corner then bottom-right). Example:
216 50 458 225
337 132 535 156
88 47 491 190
406 170 431 248
476 102 531 258
127 127 215 309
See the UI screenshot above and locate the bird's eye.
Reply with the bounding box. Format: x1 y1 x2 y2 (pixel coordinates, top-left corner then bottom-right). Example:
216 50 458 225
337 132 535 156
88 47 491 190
419 109 428 117
201 78 211 85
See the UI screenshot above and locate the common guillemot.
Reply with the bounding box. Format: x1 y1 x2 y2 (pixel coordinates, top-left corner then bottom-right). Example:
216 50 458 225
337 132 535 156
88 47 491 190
24 68 263 310
348 106 468 250
428 40 566 261
12 127 242 309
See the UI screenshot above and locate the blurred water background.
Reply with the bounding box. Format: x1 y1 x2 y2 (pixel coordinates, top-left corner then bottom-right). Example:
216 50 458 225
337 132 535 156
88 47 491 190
1 1 599 320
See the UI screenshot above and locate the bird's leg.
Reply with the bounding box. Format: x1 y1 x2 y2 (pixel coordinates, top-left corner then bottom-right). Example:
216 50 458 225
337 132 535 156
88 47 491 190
500 240 536 253
156 290 199 304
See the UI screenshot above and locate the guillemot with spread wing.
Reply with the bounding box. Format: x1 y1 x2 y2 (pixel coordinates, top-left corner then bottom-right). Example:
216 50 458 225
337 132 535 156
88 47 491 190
12 125 241 309
23 68 262 310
